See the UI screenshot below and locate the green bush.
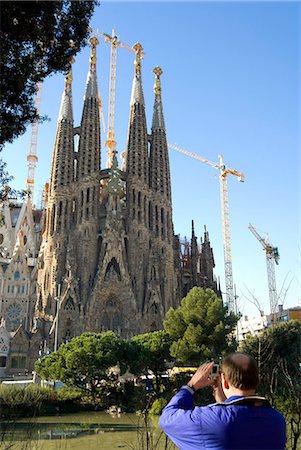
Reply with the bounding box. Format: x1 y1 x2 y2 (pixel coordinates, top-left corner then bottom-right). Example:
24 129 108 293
150 397 168 415
0 384 58 418
56 386 84 402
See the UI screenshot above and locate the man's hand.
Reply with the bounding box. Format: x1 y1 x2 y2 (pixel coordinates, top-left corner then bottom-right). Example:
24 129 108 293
187 362 215 391
212 375 226 402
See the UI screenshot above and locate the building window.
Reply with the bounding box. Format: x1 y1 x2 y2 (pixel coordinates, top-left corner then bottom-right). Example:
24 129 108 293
0 356 6 368
14 271 21 281
11 356 26 369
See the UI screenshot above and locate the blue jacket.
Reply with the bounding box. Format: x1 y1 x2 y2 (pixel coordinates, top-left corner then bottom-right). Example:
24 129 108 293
159 387 286 450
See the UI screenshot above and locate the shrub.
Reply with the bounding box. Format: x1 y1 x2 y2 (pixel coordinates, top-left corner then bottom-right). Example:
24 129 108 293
150 398 168 415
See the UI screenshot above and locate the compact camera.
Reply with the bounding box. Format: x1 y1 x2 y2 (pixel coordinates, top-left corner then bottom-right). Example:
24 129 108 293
210 363 220 380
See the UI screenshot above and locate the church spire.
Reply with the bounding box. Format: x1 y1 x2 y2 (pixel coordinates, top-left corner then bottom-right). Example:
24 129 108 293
77 37 101 180
49 61 75 194
191 220 198 285
149 67 171 201
200 225 216 289
130 43 145 106
126 42 148 186
152 66 165 129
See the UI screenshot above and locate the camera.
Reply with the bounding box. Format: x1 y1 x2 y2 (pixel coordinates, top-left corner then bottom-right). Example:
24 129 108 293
210 363 220 380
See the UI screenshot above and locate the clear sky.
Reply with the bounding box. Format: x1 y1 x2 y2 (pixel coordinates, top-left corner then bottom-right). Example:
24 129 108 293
2 1 300 317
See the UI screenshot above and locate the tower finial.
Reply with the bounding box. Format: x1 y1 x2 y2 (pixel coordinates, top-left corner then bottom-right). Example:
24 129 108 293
153 66 163 96
65 57 74 90
89 36 99 71
132 42 144 76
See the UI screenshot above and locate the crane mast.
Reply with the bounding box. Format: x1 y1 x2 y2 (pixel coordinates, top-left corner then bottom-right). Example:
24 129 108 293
26 81 42 203
168 143 244 313
248 223 279 315
101 30 138 168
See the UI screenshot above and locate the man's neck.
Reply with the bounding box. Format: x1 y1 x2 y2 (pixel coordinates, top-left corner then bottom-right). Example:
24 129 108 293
226 388 255 398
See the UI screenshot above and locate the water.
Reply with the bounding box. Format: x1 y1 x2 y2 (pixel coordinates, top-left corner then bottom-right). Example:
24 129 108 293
1 411 175 450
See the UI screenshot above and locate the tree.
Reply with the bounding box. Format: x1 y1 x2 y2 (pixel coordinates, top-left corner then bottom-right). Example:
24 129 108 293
240 321 301 450
132 331 173 393
164 287 238 365
35 332 124 399
0 1 97 147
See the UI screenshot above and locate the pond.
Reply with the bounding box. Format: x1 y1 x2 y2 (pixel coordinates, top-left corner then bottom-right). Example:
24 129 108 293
1 411 176 450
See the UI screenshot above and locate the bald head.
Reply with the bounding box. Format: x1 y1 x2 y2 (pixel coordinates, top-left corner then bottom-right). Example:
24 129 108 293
222 352 259 391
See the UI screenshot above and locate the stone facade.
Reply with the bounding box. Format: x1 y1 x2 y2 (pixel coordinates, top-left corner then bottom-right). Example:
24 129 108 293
0 39 220 375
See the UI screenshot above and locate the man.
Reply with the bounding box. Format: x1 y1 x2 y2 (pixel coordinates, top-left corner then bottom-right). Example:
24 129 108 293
160 352 286 449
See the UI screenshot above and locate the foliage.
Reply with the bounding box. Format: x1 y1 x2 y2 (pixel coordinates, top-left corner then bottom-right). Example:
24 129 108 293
132 330 172 389
164 287 238 364
0 384 57 418
0 0 97 147
240 320 301 450
149 397 168 415
35 331 126 399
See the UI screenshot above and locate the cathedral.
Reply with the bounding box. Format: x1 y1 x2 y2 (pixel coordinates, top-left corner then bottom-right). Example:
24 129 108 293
0 38 219 376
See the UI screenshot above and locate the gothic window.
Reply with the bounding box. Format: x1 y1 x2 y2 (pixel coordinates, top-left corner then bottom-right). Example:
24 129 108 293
151 301 158 314
105 258 121 282
65 329 71 343
14 270 21 281
6 302 23 331
64 298 75 311
0 335 9 353
138 191 141 207
50 205 56 236
151 266 156 281
149 202 153 230
23 235 27 245
0 234 3 245
161 208 164 224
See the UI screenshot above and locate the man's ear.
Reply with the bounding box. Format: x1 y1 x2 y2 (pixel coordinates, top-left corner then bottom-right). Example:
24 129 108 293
222 373 230 390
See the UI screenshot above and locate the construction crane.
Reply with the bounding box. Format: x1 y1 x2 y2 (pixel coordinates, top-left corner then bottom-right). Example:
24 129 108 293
168 143 245 313
26 81 42 204
99 29 143 168
248 223 280 315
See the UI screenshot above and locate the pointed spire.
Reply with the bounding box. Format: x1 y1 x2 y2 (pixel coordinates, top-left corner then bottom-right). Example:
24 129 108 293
49 61 75 193
84 37 99 99
13 230 25 257
77 36 101 180
191 220 198 284
126 41 148 186
149 66 171 202
152 66 165 130
130 43 145 106
58 61 74 121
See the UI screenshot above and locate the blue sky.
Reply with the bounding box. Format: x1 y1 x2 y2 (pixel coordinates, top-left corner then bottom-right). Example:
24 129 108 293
2 1 300 316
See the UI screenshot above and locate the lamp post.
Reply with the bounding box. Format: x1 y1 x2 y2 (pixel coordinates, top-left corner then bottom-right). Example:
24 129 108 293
54 284 61 352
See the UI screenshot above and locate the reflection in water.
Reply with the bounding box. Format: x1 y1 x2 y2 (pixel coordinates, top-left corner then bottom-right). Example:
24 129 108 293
2 412 175 450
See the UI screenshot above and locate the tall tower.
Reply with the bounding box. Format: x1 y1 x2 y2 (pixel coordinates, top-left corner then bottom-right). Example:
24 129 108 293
36 38 102 345
37 61 75 320
191 220 198 285
143 66 176 328
125 44 151 314
200 226 217 291
72 37 101 304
